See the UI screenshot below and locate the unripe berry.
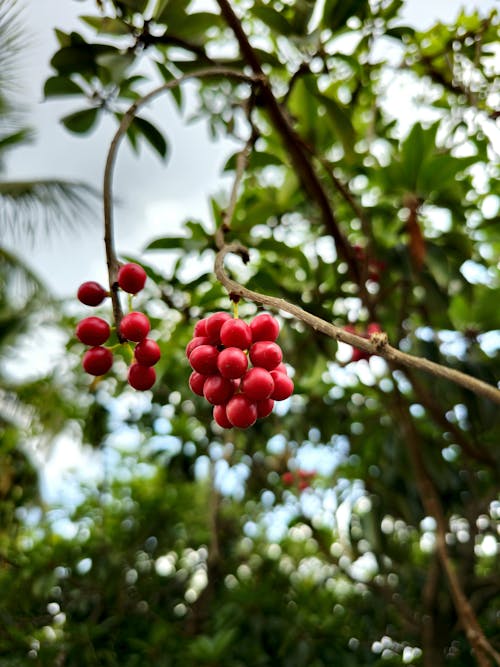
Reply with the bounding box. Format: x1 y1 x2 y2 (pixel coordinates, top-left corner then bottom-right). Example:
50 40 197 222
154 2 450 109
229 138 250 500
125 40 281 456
119 312 150 342
203 375 235 405
206 311 232 343
270 370 294 400
76 317 110 346
189 344 219 375
220 319 252 349
77 281 108 306
189 371 207 396
249 341 282 371
241 367 274 400
250 313 280 342
256 398 274 418
128 363 156 390
134 338 161 366
217 347 248 379
117 263 147 294
213 404 233 429
226 395 257 429
82 346 113 376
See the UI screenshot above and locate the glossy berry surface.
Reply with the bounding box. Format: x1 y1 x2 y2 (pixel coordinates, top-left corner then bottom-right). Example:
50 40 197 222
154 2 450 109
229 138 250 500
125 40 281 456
249 341 282 371
217 347 248 379
206 311 232 342
76 317 111 346
77 281 108 306
256 398 274 418
119 312 150 342
134 338 161 366
220 319 252 349
203 375 235 405
194 318 208 337
270 370 294 400
189 371 207 396
226 395 258 429
213 404 233 429
241 367 274 400
250 313 280 342
82 346 113 376
117 263 147 294
189 345 219 375
186 336 209 359
128 363 156 390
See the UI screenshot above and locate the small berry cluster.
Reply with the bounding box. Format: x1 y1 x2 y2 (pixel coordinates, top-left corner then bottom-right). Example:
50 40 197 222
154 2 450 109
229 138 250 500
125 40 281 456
76 263 160 390
344 322 382 362
187 311 294 429
282 469 316 491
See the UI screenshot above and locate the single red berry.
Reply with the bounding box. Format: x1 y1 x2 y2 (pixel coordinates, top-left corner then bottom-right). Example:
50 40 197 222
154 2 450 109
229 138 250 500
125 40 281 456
186 336 210 358
217 347 248 379
298 470 316 480
351 347 370 362
220 319 252 349
241 367 274 401
117 263 147 294
367 322 382 335
298 480 310 491
76 317 110 346
189 371 207 396
213 404 233 429
226 395 258 429
189 344 219 375
128 363 156 390
82 346 113 376
281 472 294 485
249 341 282 371
250 313 280 342
119 312 150 342
134 338 161 366
203 375 236 405
194 318 209 337
77 281 108 306
205 312 232 343
274 362 288 375
256 398 274 418
270 370 294 400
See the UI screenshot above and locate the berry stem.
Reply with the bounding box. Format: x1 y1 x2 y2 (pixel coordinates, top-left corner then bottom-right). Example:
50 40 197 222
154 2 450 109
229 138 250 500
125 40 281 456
233 300 239 319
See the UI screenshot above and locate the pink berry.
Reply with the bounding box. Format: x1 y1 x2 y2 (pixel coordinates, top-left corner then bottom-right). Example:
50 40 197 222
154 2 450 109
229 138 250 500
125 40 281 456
241 367 274 400
77 281 108 306
206 312 232 343
186 336 210 359
119 312 150 342
189 344 219 375
249 341 282 370
256 398 274 418
76 317 110 346
270 371 294 400
128 363 156 390
213 404 233 429
189 371 207 396
82 346 113 376
250 313 280 342
217 347 248 379
194 318 208 337
117 263 147 294
220 319 252 349
226 395 258 429
134 338 161 366
203 376 236 405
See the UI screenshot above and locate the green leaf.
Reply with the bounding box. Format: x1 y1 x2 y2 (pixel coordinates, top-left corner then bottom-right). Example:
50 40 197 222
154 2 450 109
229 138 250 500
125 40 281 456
223 151 283 172
130 116 169 159
61 108 99 134
96 52 134 83
251 6 294 35
79 16 131 36
43 76 85 98
322 0 370 33
320 94 356 160
118 0 149 12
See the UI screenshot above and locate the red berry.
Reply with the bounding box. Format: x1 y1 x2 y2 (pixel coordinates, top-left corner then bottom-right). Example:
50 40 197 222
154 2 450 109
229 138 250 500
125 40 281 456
249 341 282 371
226 395 258 429
76 317 110 346
119 312 150 342
189 344 219 375
189 371 207 396
77 281 108 306
194 318 208 337
351 347 370 362
281 472 294 485
256 398 274 418
206 312 232 343
128 363 156 390
250 313 280 342
299 470 316 480
367 322 382 335
134 338 161 366
213 404 233 429
241 367 274 400
186 336 210 359
270 371 294 400
82 346 113 376
274 362 288 375
117 263 147 294
220 319 252 349
298 480 310 491
203 376 235 405
217 347 248 379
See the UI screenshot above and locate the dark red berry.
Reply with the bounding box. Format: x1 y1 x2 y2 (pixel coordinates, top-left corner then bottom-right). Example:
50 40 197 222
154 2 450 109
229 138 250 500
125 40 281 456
194 318 209 337
186 336 210 359
82 346 113 376
217 347 248 379
134 338 161 366
213 404 233 429
189 371 207 396
282 472 294 485
270 370 294 400
250 313 280 342
241 367 274 400
206 312 232 343
249 341 282 371
119 312 150 342
76 317 110 346
351 347 370 362
117 263 147 294
203 376 235 405
220 319 252 349
189 344 219 375
256 398 274 418
77 281 108 306
226 395 258 429
128 363 156 390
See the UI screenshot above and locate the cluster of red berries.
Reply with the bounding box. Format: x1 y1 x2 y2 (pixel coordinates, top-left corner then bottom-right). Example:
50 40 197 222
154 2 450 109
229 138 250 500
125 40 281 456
187 311 294 429
76 263 160 390
282 469 316 491
344 322 382 362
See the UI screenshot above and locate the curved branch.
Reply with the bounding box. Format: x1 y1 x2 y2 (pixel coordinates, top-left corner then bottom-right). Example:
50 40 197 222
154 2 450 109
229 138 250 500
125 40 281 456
215 244 500 406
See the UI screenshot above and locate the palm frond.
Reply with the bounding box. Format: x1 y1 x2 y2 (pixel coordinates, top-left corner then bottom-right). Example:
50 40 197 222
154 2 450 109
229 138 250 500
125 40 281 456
0 179 100 243
0 0 26 93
